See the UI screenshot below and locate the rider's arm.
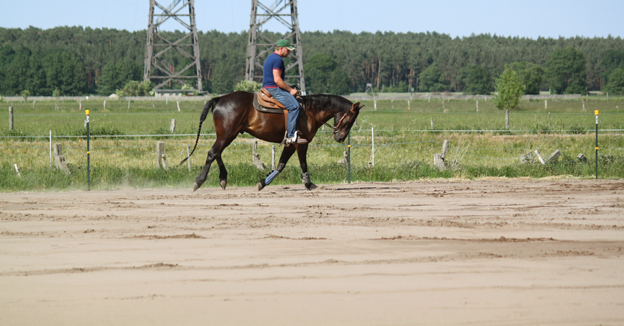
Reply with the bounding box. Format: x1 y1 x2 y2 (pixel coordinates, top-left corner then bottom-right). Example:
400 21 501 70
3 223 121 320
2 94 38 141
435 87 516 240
273 70 298 96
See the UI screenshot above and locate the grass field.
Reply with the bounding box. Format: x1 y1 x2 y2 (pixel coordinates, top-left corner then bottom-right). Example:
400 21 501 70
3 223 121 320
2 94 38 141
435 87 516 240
1 96 623 191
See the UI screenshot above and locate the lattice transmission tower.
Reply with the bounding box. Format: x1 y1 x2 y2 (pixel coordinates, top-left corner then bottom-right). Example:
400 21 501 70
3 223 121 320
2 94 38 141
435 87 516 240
144 0 203 94
245 0 305 94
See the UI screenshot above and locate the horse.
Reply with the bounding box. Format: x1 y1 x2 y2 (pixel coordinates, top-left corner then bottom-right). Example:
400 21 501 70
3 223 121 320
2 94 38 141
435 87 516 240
181 91 363 191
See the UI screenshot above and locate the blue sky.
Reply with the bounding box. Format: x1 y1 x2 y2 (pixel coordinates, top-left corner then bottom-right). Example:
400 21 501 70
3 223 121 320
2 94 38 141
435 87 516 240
1 0 622 39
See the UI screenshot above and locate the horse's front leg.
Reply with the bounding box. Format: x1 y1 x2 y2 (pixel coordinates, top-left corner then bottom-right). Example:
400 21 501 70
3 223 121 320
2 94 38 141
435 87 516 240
257 145 296 191
296 143 317 190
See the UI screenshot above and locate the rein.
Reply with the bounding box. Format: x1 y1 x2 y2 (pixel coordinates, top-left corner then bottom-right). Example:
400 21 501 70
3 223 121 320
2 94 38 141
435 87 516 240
299 98 354 136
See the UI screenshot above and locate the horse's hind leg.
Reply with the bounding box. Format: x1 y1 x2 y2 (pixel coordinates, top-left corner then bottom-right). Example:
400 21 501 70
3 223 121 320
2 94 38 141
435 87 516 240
216 154 227 190
194 137 234 191
257 145 296 191
296 144 317 190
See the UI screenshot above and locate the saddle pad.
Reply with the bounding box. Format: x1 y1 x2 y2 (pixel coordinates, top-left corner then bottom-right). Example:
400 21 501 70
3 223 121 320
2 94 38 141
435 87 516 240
253 92 285 114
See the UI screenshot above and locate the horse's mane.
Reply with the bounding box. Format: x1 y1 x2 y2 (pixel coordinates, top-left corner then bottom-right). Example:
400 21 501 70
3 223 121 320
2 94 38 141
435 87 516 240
301 94 352 114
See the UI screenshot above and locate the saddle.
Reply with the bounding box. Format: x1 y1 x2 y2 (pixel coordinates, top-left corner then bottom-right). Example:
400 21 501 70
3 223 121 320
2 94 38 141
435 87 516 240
253 88 307 145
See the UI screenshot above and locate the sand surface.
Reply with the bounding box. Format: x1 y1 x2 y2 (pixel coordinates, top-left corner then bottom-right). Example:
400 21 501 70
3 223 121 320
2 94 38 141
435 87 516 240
1 179 624 325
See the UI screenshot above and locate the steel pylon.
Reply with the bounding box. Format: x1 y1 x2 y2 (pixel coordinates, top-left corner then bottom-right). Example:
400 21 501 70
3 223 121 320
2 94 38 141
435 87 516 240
144 0 203 94
245 0 305 94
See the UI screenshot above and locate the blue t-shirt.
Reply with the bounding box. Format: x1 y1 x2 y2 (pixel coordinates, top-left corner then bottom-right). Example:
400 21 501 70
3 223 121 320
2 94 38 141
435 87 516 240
262 52 285 88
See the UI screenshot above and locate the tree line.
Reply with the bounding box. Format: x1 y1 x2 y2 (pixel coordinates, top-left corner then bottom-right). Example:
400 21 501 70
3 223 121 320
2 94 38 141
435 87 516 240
1 26 623 96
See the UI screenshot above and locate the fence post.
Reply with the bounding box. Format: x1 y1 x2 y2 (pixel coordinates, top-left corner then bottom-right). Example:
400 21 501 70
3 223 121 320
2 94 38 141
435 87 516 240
272 145 275 170
430 117 434 129
86 110 90 191
157 141 168 170
79 99 81 111
49 130 52 167
595 110 599 179
434 140 449 171
505 109 509 129
33 100 36 109
53 143 71 175
545 100 547 109
103 99 106 110
177 100 181 111
549 112 551 129
371 127 375 167
186 145 191 171
252 141 265 170
170 119 176 133
582 99 585 110
8 106 13 131
128 100 130 110
476 100 478 112
14 164 21 178
152 101 155 109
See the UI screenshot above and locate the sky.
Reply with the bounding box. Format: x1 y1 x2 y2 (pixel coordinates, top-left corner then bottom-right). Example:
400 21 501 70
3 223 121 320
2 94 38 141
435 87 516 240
1 0 623 39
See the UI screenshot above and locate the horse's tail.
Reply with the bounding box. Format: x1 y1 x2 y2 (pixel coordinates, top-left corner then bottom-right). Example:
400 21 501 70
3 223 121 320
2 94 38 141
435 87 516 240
179 96 221 166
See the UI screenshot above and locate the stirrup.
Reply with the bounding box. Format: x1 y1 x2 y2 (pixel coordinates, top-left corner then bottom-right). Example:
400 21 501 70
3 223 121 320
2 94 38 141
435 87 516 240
285 133 298 145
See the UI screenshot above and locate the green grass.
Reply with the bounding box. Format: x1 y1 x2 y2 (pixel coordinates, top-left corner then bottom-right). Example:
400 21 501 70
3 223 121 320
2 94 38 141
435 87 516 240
1 97 623 192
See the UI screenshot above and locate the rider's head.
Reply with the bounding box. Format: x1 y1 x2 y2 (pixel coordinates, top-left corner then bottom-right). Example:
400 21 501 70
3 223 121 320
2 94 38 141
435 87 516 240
275 39 295 57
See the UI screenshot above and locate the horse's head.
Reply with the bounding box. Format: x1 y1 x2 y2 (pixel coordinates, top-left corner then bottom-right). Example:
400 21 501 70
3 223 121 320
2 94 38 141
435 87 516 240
333 102 364 143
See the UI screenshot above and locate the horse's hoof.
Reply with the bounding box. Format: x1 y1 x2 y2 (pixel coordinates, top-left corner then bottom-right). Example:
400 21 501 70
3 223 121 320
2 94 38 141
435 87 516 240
219 180 227 190
305 183 318 191
193 182 200 192
257 180 265 191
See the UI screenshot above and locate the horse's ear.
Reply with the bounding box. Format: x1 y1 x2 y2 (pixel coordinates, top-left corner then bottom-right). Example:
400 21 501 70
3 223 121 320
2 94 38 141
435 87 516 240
351 102 360 113
358 104 365 110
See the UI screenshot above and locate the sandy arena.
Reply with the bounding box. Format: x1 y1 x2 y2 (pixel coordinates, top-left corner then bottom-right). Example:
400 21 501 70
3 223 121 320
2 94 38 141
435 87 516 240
1 179 623 325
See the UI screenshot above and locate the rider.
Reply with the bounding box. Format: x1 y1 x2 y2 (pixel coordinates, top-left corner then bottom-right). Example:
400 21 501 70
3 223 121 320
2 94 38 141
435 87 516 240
262 39 300 144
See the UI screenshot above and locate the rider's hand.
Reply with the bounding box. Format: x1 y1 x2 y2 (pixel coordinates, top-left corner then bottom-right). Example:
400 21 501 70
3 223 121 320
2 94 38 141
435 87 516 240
289 88 298 96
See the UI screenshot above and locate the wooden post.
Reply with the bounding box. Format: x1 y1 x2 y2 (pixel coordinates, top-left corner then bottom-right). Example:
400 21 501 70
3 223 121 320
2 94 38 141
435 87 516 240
434 140 449 171
103 100 106 109
14 164 21 178
374 99 377 110
186 145 191 171
545 100 547 109
371 127 375 167
177 100 181 111
8 106 13 131
476 100 478 112
33 100 36 109
156 141 168 170
441 140 449 160
170 119 176 133
534 150 546 165
79 100 81 111
582 99 585 110
546 150 561 163
252 141 265 170
442 100 445 109
548 112 551 129
430 117 434 129
607 93 609 101
128 100 130 110
577 153 587 163
505 109 509 129
53 143 71 175
272 145 275 170
152 101 155 109
407 100 410 110
428 95 430 103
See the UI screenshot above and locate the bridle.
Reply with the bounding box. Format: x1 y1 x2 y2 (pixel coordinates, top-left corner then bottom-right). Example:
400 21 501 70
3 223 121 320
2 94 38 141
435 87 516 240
300 100 356 136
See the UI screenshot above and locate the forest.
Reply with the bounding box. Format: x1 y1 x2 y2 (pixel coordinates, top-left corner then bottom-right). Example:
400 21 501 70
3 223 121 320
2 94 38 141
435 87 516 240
1 26 624 96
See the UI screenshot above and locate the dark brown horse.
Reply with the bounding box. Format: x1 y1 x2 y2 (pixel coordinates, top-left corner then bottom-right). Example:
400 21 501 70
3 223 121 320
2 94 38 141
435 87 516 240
181 91 363 191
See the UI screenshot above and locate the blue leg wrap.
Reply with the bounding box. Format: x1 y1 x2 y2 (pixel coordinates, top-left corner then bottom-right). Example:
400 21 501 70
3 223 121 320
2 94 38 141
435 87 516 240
265 170 280 185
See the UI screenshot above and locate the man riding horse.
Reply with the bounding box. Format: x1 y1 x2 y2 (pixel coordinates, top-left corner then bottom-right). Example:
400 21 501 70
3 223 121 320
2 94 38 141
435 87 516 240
181 41 364 192
262 39 300 145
